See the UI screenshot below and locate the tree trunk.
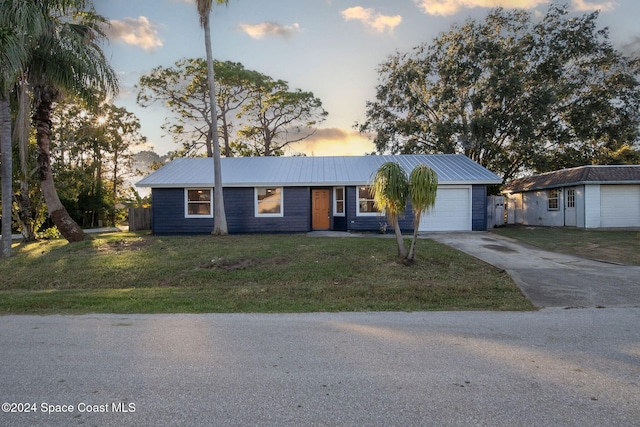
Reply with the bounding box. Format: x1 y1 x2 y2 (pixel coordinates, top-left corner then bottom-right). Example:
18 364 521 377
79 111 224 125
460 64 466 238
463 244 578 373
0 96 13 257
14 77 36 242
33 92 88 243
203 16 228 235
406 217 421 262
221 114 231 157
17 184 36 242
392 217 407 260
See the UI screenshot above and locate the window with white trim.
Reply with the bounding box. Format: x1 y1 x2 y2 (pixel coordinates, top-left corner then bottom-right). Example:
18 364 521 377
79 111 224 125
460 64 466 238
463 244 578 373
185 189 213 218
357 186 380 216
566 188 575 208
255 187 283 217
334 187 345 216
548 189 559 210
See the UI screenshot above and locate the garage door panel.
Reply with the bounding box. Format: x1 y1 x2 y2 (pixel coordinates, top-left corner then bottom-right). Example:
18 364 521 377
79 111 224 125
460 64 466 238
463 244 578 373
419 187 471 231
601 185 640 228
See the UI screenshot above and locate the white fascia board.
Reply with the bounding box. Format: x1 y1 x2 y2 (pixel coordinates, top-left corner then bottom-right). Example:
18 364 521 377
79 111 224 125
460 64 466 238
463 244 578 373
139 179 502 188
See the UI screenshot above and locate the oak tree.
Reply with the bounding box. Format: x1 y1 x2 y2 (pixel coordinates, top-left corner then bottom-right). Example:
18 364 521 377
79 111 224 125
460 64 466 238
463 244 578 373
359 5 640 181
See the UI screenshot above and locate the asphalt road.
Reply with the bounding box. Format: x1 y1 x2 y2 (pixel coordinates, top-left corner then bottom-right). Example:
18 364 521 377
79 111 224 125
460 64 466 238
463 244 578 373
1 309 639 426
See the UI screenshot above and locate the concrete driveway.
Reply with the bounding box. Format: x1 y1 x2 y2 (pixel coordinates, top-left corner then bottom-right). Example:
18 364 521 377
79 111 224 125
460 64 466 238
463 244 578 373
428 232 640 309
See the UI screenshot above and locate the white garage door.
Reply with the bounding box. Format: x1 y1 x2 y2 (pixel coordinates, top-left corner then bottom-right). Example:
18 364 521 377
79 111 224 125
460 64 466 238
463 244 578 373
418 187 471 231
600 185 640 228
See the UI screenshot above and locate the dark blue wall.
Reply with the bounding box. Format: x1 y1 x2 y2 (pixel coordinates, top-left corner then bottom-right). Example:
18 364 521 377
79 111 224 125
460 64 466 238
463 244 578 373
472 185 487 231
333 216 347 231
344 186 414 234
226 187 310 233
151 188 213 234
151 184 487 234
151 187 310 235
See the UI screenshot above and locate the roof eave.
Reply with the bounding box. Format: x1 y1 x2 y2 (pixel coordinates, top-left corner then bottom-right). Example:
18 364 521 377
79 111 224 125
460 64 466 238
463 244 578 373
504 180 640 193
139 179 503 188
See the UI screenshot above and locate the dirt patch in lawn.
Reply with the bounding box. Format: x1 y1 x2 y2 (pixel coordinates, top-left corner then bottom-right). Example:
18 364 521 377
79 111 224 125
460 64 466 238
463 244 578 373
201 256 291 271
98 239 154 253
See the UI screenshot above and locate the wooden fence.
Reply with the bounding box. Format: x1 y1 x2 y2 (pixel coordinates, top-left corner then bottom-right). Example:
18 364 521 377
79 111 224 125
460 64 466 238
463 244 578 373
128 207 152 231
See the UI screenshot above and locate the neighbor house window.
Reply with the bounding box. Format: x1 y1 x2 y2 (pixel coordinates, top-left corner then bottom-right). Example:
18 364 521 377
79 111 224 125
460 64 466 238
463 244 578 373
548 189 559 210
185 189 213 218
255 187 283 217
566 188 575 208
334 187 345 216
357 186 380 216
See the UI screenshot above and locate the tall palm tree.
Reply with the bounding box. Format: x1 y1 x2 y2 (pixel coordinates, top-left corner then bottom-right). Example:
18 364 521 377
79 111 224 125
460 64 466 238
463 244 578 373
196 0 228 235
407 165 438 261
372 162 410 260
28 0 118 242
0 0 44 256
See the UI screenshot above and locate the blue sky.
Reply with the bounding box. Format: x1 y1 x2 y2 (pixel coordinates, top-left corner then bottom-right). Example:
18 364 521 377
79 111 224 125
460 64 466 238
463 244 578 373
94 0 638 157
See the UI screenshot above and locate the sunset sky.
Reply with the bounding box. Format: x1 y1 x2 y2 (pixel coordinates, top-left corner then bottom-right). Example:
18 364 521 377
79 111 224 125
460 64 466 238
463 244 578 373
93 0 638 157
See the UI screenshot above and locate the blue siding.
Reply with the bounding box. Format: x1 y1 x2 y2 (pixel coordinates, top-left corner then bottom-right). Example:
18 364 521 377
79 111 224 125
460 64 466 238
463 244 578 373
151 188 213 234
151 184 486 234
344 186 414 233
472 185 487 231
152 187 310 235
227 187 310 233
333 216 347 231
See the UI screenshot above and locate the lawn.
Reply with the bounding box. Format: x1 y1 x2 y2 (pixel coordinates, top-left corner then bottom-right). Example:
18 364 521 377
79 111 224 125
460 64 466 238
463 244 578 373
491 225 640 265
0 232 535 314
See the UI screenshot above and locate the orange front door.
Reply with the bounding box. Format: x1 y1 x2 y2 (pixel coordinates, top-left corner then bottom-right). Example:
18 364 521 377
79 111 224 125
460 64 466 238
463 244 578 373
312 189 330 230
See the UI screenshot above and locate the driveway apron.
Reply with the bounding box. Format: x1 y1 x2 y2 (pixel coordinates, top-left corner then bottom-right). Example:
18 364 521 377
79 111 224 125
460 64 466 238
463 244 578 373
428 232 640 309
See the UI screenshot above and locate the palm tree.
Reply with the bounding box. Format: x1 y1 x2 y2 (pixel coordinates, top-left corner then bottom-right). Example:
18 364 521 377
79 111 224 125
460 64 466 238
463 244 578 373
372 162 409 260
0 0 44 256
196 0 228 235
407 165 438 261
28 0 118 242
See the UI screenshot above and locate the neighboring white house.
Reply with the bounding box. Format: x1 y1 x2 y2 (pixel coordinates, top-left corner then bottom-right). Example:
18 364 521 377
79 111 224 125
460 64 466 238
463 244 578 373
502 165 640 228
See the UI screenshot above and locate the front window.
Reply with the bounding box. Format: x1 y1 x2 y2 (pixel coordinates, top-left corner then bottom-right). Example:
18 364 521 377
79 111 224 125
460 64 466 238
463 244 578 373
548 189 559 210
334 187 345 216
357 186 380 216
255 187 283 217
185 189 213 218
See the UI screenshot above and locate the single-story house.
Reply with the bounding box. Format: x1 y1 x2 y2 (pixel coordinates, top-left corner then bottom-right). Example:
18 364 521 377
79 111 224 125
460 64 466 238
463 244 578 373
502 165 640 228
136 154 502 235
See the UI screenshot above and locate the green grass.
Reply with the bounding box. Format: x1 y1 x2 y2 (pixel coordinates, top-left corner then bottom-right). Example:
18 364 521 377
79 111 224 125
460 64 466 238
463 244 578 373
492 226 640 265
0 232 535 314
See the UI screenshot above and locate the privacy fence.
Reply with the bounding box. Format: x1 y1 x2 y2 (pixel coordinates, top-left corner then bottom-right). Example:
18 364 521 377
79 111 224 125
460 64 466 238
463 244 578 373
128 207 152 231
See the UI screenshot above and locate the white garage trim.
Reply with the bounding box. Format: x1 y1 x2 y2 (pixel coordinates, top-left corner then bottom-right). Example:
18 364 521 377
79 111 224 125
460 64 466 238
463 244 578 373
418 186 472 231
600 185 640 228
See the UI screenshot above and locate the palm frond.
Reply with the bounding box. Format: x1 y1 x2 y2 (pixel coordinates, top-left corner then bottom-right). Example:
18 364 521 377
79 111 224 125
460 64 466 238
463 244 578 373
29 2 119 105
409 164 438 221
372 162 409 221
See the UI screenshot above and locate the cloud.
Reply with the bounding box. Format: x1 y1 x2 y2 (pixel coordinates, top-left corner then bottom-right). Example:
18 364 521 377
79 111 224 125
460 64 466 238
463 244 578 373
104 16 163 51
238 22 301 40
413 0 617 16
288 128 376 156
571 0 616 12
341 6 402 34
621 36 640 58
412 0 548 16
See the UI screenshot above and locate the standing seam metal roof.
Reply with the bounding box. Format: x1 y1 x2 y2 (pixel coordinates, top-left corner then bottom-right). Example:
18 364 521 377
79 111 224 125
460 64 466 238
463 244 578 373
136 154 502 188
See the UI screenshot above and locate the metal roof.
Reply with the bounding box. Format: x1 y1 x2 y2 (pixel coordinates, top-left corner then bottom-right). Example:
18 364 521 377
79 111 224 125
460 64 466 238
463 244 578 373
503 165 640 193
136 154 502 188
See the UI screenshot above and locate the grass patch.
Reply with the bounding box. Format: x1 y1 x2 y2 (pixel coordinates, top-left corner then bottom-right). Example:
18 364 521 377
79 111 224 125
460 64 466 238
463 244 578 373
0 232 534 314
492 225 640 265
